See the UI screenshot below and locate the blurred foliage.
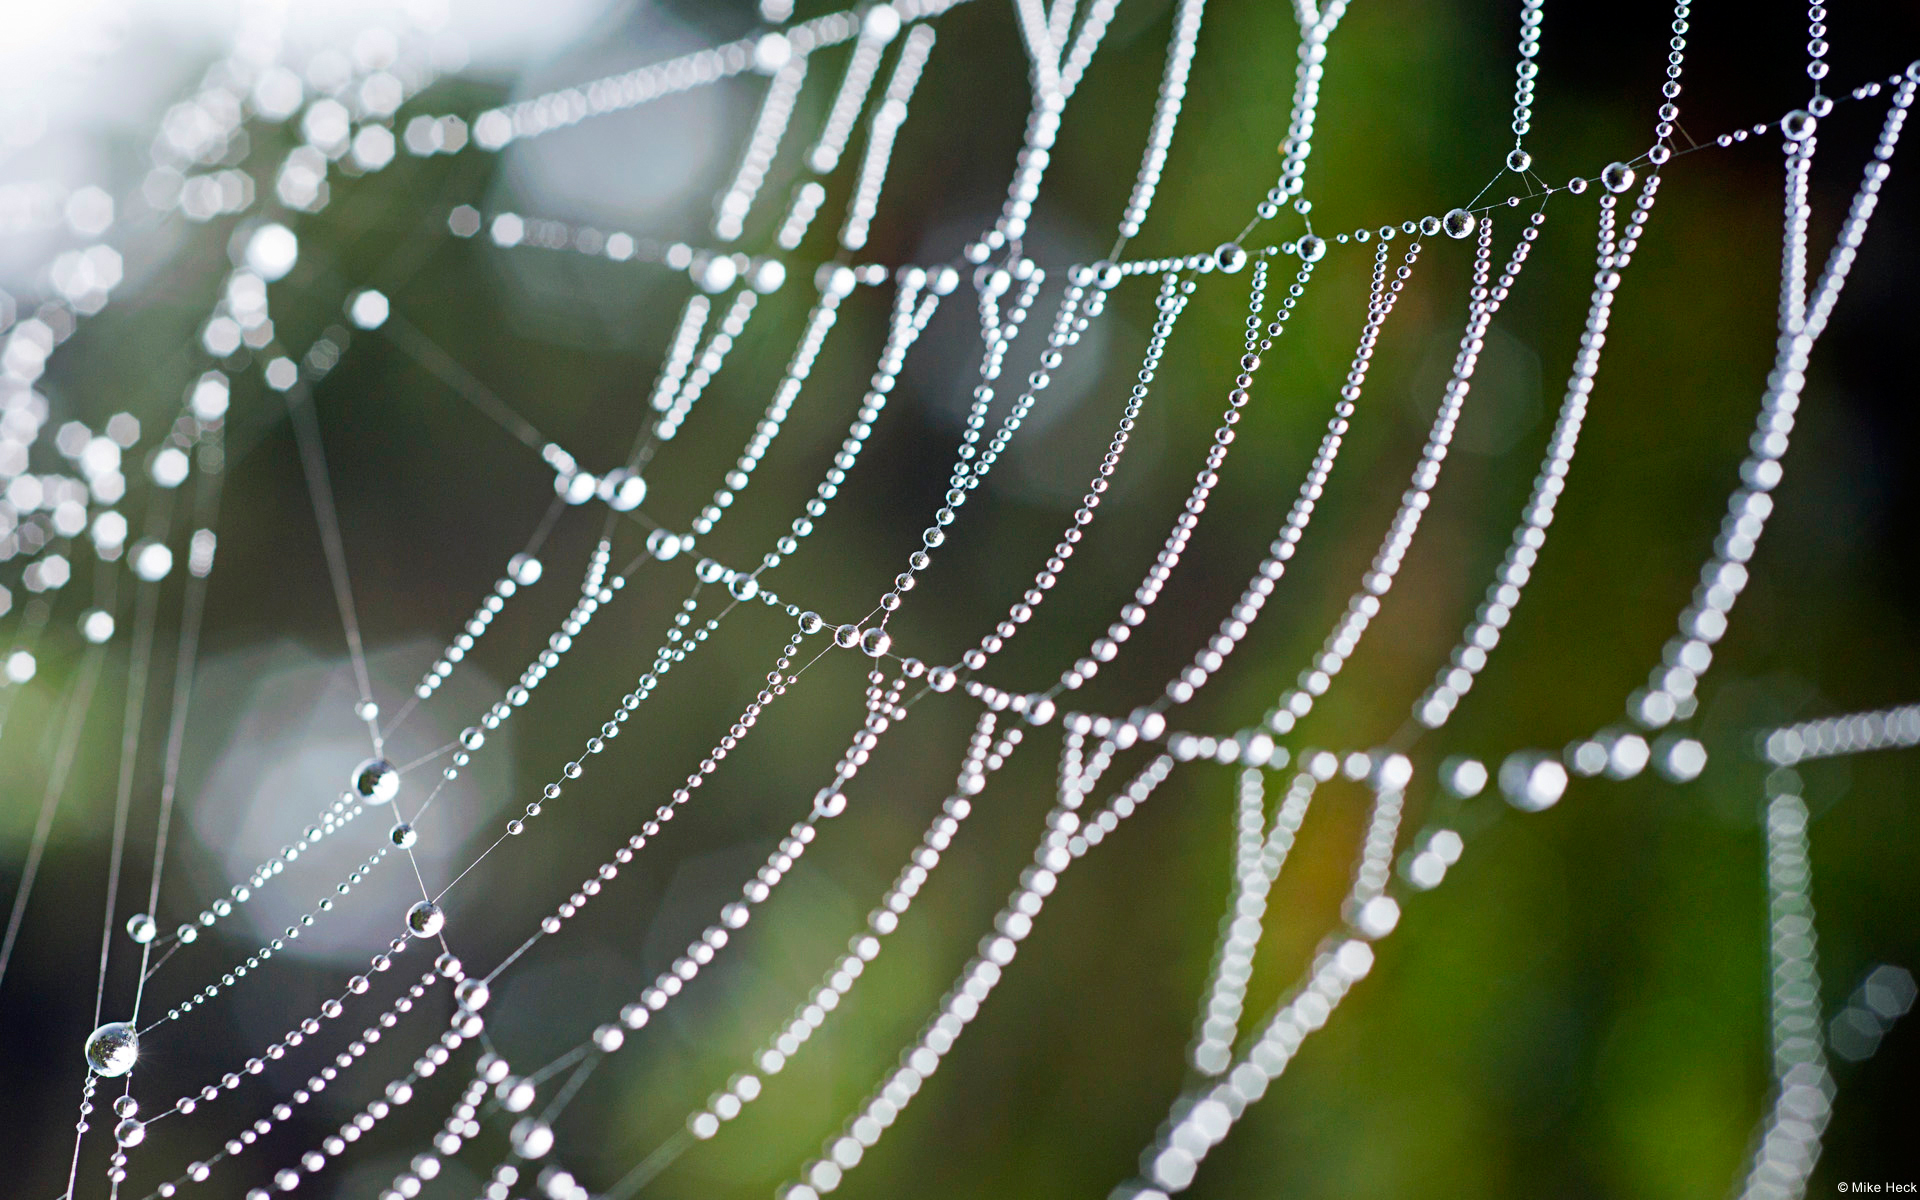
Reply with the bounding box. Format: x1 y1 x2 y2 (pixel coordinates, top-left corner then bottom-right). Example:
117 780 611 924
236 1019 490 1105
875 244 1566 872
3 0 1918 1197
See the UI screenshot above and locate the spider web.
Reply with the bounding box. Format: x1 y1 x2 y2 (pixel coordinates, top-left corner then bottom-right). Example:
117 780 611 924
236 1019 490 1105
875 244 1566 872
0 2 1916 1199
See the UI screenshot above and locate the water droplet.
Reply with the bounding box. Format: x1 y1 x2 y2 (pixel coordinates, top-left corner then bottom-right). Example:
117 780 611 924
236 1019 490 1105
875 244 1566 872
1600 161 1636 193
1499 752 1567 811
1213 242 1247 274
455 978 490 1012
510 1117 555 1158
645 530 682 561
352 758 400 804
406 901 444 938
125 914 157 944
1780 109 1816 141
390 822 417 849
1506 148 1532 172
85 1022 140 1077
1295 234 1326 262
459 726 485 751
602 468 647 511
114 1117 146 1147
1419 215 1442 237
1442 208 1476 239
860 627 892 658
499 1077 536 1112
507 554 543 586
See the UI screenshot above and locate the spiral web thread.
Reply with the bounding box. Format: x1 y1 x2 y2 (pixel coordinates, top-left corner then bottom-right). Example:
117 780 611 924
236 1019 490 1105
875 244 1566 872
0 1 1915 1199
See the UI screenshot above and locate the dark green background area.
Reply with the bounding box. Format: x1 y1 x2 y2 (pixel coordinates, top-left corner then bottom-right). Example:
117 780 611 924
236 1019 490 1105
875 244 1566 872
4 1 1917 1197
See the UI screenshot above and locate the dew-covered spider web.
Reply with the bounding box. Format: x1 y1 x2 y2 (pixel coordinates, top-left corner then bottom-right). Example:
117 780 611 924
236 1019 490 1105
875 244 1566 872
1 0 1918 1198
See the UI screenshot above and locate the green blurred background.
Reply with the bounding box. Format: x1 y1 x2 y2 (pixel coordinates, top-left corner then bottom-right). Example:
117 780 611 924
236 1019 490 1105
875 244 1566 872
3 0 1917 1197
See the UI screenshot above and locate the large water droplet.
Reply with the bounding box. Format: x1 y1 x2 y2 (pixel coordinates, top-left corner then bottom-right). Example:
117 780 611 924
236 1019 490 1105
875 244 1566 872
511 1117 555 1158
351 758 400 804
456 978 491 1012
85 1022 140 1077
406 900 445 938
508 553 544 586
1442 208 1476 239
1499 752 1567 811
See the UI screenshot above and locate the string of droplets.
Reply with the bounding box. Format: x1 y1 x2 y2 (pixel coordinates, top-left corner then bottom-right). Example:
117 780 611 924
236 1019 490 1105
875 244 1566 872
866 260 1073 626
461 207 788 298
1186 767 1317 1075
411 546 557 705
140 963 473 1200
668 719 1031 1166
353 629 840 1198
123 511 806 1200
452 667 919 1182
839 26 936 252
648 297 711 419
404 658 931 1199
1113 0 1204 244
143 787 374 951
975 144 1697 1198
654 289 761 443
468 10 859 150
983 0 1125 253
716 55 809 243
943 267 1191 696
805 10 897 174
1734 782 1828 1200
142 846 392 1030
1117 749 1417 1200
123 942 451 1199
1764 702 1920 767
1149 239 1418 716
1265 215 1530 734
1411 185 1659 736
1002 250 1284 704
465 541 615 740
727 270 945 567
181 530 619 945
1509 0 1543 159
781 746 1178 1199
1630 82 1911 732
